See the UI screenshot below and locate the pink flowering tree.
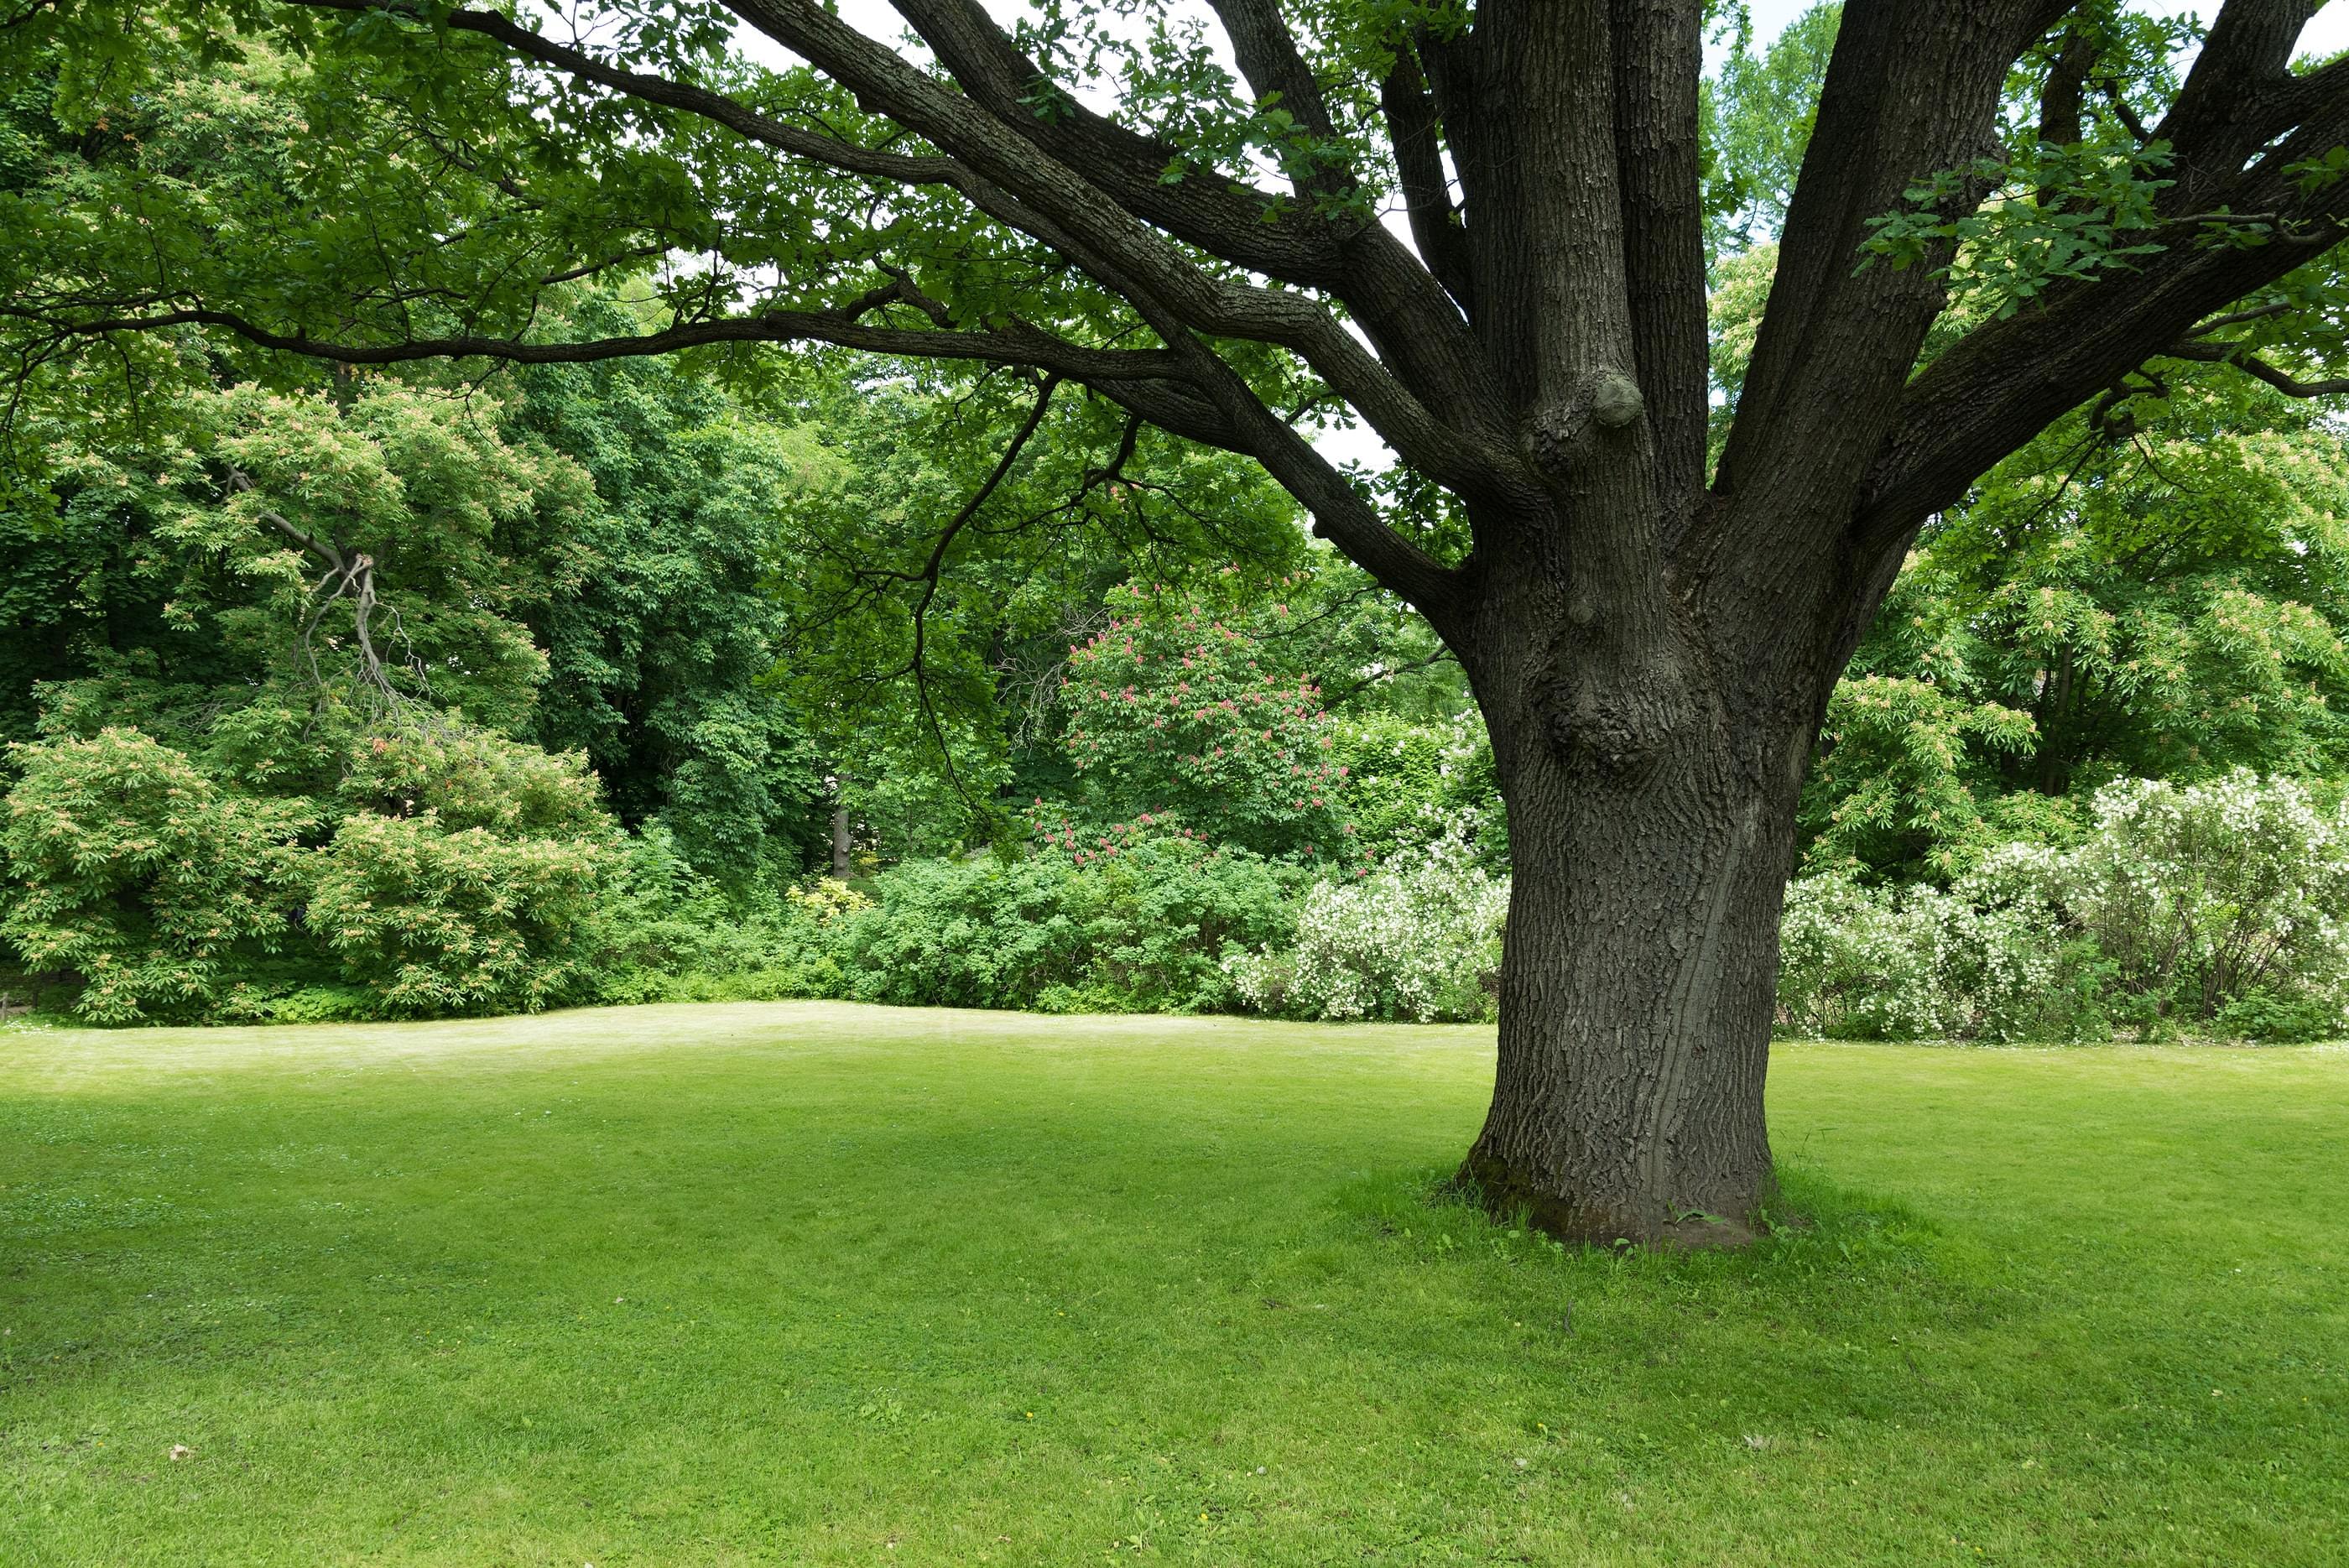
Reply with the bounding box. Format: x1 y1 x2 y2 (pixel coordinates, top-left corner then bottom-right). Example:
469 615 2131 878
1041 579 1361 867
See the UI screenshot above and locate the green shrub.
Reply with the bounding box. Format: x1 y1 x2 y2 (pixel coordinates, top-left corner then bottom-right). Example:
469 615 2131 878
217 979 378 1025
1330 712 1503 866
2211 989 2343 1044
337 721 608 836
583 821 814 1003
819 836 1300 1013
0 728 313 1022
310 810 614 1016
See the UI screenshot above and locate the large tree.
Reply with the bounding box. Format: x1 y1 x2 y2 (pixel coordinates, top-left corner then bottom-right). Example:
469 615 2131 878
8 0 2349 1242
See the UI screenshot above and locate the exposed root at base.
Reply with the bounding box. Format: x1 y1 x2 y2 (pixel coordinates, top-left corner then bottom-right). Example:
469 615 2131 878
1451 1159 1765 1252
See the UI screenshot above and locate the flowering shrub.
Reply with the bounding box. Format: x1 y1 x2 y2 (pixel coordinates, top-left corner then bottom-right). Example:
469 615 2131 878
1060 579 1357 862
2047 772 2349 1036
1775 873 2107 1043
1224 818 1508 1022
1779 773 2349 1042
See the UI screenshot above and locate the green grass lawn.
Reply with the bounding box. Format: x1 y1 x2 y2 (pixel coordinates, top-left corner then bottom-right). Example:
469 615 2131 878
3 1003 2345 1565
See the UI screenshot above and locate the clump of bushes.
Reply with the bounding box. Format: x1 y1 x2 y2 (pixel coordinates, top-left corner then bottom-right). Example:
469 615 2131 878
0 729 314 1024
1223 817 1507 1023
789 832 1302 1014
1778 772 2349 1042
1 723 617 1023
12 718 2343 1047
1775 873 2110 1043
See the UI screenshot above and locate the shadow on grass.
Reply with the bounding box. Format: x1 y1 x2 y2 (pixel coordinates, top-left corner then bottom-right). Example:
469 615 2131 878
1336 1159 1965 1292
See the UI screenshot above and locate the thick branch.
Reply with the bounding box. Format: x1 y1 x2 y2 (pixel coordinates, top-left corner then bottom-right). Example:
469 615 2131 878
870 0 1341 285
865 0 1509 440
2154 0 2323 195
18 300 1185 380
709 0 1523 499
1608 0 1710 513
258 0 1511 591
1378 49 1472 313
1713 0 2076 517
278 0 1506 496
1859 65 2349 543
1206 0 1344 168
2037 27 2098 155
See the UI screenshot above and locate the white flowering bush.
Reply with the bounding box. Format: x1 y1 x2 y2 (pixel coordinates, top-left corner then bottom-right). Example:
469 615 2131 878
1780 773 2349 1042
1224 818 1508 1022
1776 872 2105 1043
2050 773 2349 1038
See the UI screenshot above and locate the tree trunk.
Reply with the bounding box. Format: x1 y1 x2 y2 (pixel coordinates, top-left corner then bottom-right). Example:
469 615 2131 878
1451 519 1823 1248
829 803 853 880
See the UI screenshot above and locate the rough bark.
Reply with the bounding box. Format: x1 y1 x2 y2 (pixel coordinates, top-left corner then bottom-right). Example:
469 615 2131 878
1443 491 1827 1244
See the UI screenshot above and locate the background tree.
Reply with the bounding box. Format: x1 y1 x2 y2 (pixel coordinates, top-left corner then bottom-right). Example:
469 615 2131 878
8 0 2349 1242
1804 374 2349 882
513 322 829 880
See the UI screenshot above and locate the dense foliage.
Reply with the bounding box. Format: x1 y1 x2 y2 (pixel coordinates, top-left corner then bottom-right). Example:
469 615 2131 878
1780 773 2349 1043
1225 820 1508 1024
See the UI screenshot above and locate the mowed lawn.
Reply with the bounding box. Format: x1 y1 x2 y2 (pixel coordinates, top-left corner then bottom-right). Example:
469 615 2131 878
3 1005 2345 1566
